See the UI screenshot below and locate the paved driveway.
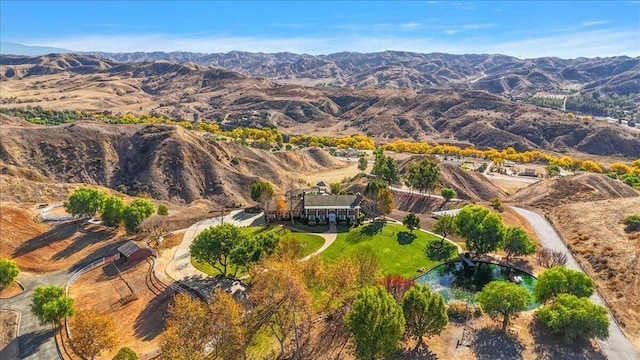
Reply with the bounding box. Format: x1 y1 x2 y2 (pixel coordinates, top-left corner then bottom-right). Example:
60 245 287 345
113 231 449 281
0 270 71 360
513 206 639 360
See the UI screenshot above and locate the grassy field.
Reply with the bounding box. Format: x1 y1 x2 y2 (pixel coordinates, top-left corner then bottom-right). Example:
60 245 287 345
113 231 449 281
321 222 455 278
191 225 325 277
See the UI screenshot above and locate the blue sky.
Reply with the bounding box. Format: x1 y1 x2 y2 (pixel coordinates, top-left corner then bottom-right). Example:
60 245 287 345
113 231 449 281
1 1 638 58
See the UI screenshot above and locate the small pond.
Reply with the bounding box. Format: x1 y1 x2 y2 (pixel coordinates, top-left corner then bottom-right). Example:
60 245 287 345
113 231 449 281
415 261 540 310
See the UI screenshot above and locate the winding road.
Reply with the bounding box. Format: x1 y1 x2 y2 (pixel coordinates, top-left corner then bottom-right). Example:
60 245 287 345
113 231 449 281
513 207 640 360
0 270 71 360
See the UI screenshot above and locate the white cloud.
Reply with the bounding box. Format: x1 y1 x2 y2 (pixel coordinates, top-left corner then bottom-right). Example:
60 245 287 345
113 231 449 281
580 20 612 27
22 26 639 59
400 22 422 29
444 23 497 35
462 23 497 30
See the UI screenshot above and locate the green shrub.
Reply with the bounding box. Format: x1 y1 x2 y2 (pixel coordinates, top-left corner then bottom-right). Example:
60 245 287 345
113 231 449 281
113 347 138 360
424 239 457 261
230 157 240 166
624 215 640 232
490 197 503 211
157 204 169 216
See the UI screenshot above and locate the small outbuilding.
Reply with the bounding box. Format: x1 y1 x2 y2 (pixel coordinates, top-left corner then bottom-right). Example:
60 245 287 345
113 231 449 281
117 241 152 263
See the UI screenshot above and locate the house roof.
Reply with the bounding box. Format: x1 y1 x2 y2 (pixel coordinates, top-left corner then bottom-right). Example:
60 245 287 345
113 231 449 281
316 181 327 187
117 241 143 257
304 194 360 208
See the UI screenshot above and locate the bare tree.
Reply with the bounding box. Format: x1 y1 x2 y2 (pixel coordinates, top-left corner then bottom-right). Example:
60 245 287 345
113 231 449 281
537 248 568 268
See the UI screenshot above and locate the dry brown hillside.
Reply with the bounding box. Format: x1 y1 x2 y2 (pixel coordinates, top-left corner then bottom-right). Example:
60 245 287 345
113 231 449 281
2 54 639 158
0 121 346 205
397 155 504 201
549 197 640 349
506 173 639 210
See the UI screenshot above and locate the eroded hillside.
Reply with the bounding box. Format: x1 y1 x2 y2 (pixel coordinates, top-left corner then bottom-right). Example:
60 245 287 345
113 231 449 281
2 55 640 159
0 120 345 204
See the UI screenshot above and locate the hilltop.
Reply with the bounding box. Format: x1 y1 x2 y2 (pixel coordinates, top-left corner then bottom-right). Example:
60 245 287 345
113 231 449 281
2 54 639 159
83 51 640 103
0 119 345 205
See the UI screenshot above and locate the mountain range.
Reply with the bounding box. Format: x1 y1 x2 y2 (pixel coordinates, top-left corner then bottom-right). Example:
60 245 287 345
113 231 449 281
1 53 639 159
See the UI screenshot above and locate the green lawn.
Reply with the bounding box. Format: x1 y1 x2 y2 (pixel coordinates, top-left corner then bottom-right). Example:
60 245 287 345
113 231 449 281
321 222 456 278
191 225 325 277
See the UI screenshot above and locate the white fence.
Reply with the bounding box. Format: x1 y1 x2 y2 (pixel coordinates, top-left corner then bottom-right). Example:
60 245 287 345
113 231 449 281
41 203 76 222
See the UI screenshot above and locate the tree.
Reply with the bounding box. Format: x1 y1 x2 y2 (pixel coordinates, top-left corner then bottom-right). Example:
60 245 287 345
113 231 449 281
501 226 536 259
402 285 448 348
440 188 457 201
121 198 155 233
402 213 420 233
71 309 118 359
251 180 274 223
160 293 210 360
65 187 106 217
546 163 561 177
362 180 388 220
250 259 312 358
372 153 399 184
330 182 342 195
382 274 415 303
477 281 531 330
377 187 394 220
274 195 287 217
533 266 595 303
101 195 124 227
31 285 74 326
345 286 405 360
0 258 19 289
432 214 456 247
537 294 609 340
191 223 247 277
209 289 247 360
157 204 169 216
358 156 368 172
113 347 138 360
454 205 504 256
406 159 440 196
581 160 603 173
537 248 567 268
352 246 383 288
230 232 280 276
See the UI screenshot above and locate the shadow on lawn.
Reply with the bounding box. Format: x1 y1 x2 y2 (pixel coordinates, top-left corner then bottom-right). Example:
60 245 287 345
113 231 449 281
362 221 384 236
397 231 417 245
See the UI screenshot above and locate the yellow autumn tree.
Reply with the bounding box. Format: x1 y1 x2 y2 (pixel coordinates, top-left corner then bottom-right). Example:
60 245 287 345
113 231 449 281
160 293 210 360
209 289 247 360
609 162 632 175
71 309 118 360
581 160 603 173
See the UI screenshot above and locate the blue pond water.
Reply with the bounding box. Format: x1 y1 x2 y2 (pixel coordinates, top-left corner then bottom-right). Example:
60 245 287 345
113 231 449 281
415 261 540 310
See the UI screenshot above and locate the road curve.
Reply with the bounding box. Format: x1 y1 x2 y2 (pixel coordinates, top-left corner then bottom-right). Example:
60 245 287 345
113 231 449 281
512 206 639 360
